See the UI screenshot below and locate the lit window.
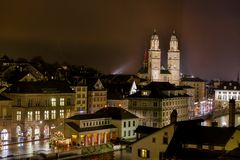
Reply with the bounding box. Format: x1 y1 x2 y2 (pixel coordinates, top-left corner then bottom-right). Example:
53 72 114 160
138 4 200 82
27 111 33 121
16 111 21 121
51 110 56 119
66 109 70 118
138 148 149 158
44 111 49 120
60 110 64 119
51 98 56 106
60 98 64 106
35 111 40 120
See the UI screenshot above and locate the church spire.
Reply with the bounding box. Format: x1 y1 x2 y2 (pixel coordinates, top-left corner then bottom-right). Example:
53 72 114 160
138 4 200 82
150 29 160 51
169 30 178 51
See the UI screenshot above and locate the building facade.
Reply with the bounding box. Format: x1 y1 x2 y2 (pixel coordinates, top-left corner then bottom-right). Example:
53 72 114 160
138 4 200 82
128 82 189 128
214 81 240 111
180 77 206 102
0 95 13 143
3 81 75 142
96 107 139 140
64 114 117 147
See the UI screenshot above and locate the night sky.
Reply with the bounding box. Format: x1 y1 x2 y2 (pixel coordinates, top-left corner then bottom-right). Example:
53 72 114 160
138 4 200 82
0 0 240 80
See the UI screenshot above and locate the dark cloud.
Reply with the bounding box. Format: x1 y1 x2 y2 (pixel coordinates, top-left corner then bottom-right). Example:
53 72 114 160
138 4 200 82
0 0 240 80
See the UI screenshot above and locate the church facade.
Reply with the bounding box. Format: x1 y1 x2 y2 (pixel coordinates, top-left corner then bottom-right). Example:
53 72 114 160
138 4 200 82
137 30 180 86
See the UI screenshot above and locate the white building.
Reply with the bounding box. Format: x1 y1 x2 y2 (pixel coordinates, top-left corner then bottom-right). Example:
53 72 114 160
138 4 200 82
96 107 139 140
214 81 240 110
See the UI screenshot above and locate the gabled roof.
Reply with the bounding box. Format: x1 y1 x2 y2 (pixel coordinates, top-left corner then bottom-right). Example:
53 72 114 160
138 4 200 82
67 113 110 120
165 122 236 157
77 78 105 91
4 81 74 93
0 94 12 101
103 83 132 99
66 122 117 132
135 125 160 134
100 74 140 84
216 81 240 90
95 107 138 120
128 82 188 99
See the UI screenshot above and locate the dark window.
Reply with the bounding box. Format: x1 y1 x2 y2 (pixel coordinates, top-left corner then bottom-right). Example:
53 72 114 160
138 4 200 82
163 137 168 144
153 102 157 107
67 98 71 105
152 137 156 143
128 121 131 127
124 122 126 128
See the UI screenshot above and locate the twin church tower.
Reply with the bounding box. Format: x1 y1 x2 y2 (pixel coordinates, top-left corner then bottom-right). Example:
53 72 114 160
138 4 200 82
137 30 180 86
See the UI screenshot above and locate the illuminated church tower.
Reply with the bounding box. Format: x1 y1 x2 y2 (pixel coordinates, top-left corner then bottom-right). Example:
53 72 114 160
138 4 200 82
167 30 180 86
148 30 161 82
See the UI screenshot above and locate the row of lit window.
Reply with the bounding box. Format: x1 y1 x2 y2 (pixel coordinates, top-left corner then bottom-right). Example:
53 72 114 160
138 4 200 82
76 87 86 92
16 109 71 121
92 97 106 102
217 95 240 100
76 100 86 105
17 97 71 107
77 94 86 98
82 119 110 127
123 130 135 137
219 91 240 94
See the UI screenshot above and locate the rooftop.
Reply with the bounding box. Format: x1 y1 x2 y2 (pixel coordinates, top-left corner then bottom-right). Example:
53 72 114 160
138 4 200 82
95 107 138 120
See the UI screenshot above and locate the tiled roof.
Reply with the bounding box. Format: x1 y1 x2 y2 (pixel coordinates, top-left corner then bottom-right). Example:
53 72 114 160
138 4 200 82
135 125 160 134
67 113 110 120
165 122 236 157
160 69 171 74
128 82 189 99
216 81 240 90
4 81 74 93
103 83 132 99
95 107 138 120
66 122 117 132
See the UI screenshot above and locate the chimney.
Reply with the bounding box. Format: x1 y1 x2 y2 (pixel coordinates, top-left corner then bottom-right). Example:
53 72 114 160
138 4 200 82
229 99 236 127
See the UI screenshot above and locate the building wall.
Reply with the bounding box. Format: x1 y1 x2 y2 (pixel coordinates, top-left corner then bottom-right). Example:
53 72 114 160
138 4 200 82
180 81 206 102
88 90 107 113
215 89 240 110
131 124 175 160
107 99 128 110
112 118 138 140
0 100 14 142
128 97 188 128
4 92 74 141
74 86 87 113
225 129 240 151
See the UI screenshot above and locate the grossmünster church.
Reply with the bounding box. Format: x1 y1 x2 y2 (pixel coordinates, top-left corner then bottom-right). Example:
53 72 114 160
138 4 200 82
137 30 180 86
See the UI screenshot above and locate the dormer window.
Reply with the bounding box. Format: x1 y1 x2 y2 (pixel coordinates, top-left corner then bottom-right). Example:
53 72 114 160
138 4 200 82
142 90 150 96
